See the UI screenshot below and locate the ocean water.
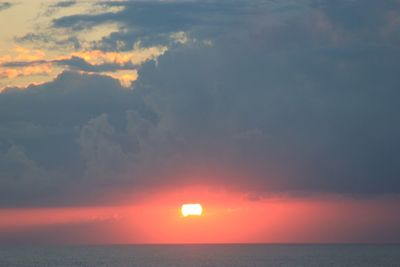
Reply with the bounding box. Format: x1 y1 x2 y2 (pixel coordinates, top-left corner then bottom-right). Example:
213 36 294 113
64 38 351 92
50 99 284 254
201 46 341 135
0 244 399 267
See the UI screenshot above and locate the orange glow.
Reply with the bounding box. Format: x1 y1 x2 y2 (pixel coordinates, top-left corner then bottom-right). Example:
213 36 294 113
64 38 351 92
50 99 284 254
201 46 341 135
0 187 399 244
106 70 138 87
0 44 166 91
71 44 167 66
0 64 53 79
181 203 203 217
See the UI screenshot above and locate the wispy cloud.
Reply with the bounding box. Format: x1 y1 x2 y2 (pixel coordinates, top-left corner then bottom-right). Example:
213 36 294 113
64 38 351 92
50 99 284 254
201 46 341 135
0 44 167 90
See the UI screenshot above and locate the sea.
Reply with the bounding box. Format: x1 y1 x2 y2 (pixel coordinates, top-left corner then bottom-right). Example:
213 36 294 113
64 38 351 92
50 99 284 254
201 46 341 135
0 244 399 267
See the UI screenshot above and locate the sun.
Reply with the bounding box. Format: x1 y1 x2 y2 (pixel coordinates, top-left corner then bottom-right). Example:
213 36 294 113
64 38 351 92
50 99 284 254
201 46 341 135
181 203 203 217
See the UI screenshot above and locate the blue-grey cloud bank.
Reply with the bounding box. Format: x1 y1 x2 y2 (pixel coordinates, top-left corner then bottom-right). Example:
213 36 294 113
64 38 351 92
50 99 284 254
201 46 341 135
1 0 400 206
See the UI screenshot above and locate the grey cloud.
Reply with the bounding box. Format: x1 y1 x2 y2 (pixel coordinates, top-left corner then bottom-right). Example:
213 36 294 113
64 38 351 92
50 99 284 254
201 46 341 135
1 56 137 73
0 2 11 11
55 56 137 72
78 114 130 183
41 0 77 17
130 0 400 195
1 0 400 207
52 0 266 49
15 33 81 50
0 71 154 206
0 145 66 206
48 0 400 51
17 0 400 51
1 61 49 68
54 1 76 8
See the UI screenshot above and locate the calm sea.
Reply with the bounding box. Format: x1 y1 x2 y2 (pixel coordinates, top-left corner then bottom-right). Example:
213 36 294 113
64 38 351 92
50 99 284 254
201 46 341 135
0 244 399 267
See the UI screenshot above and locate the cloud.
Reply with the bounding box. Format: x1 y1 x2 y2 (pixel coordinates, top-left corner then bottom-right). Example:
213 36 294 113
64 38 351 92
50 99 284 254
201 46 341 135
0 145 66 206
0 44 166 89
42 0 77 17
78 114 129 182
14 1 125 51
3 44 167 70
0 2 11 11
0 64 52 79
72 44 168 65
1 0 400 207
0 70 160 206
46 0 263 49
54 0 76 8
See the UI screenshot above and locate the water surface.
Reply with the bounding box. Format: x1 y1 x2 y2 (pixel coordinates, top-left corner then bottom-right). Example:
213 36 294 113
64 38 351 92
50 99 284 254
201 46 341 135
0 244 399 267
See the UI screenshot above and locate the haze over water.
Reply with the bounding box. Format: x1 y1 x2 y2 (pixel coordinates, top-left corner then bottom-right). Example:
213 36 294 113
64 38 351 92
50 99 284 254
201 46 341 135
1 245 400 267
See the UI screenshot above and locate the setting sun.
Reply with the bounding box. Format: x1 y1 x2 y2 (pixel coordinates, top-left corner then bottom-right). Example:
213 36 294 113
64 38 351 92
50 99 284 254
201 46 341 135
181 203 203 217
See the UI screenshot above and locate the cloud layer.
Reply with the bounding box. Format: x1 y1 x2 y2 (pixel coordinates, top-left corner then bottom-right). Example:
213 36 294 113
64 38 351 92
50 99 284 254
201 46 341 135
1 0 400 206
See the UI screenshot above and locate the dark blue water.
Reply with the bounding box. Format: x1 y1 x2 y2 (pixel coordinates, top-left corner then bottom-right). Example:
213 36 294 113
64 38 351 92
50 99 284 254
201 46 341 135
0 244 399 267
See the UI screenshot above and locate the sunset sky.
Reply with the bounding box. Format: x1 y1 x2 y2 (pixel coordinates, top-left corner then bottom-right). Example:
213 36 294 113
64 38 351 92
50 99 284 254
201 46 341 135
0 0 400 244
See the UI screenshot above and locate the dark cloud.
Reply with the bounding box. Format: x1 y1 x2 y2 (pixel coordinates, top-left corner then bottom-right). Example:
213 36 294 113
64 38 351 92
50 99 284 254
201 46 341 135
0 71 154 206
56 56 136 72
1 0 400 207
41 0 77 17
1 61 49 68
0 2 11 11
54 1 76 8
15 33 82 50
2 57 137 73
132 43 400 196
52 0 265 49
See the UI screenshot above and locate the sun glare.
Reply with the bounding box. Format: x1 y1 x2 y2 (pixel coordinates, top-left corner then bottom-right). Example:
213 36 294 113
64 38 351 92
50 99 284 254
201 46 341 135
181 203 203 217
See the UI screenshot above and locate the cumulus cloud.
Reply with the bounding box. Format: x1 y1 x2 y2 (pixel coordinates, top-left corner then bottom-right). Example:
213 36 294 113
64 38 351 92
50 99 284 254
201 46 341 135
0 145 67 206
79 114 129 182
1 0 400 206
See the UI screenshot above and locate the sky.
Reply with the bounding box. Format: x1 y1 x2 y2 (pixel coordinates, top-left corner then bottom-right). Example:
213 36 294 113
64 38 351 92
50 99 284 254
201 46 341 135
0 0 400 244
